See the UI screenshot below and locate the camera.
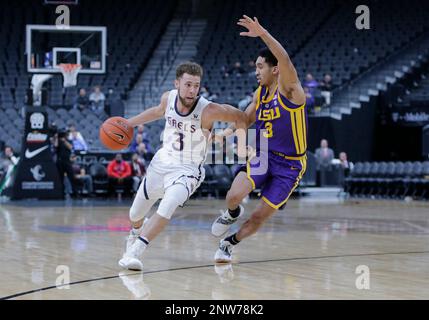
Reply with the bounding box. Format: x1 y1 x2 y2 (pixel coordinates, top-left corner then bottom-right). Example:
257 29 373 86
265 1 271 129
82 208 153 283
57 128 68 139
48 123 68 139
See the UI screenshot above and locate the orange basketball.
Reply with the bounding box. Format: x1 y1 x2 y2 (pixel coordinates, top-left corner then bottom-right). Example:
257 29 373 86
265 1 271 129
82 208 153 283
99 117 134 150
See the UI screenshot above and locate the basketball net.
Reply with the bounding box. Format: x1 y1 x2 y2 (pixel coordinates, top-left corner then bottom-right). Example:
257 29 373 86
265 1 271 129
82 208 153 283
59 63 81 88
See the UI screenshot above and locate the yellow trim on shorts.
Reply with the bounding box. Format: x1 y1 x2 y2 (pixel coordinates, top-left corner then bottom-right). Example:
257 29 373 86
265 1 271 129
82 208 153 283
262 156 307 210
272 151 306 161
246 160 256 190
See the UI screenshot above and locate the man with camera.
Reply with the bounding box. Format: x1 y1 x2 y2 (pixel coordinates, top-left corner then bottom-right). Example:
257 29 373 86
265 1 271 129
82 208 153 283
53 127 79 198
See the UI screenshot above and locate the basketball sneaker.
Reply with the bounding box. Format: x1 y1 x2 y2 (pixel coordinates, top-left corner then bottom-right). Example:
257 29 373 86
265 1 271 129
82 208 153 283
125 217 149 251
118 237 147 271
211 205 244 237
214 238 234 263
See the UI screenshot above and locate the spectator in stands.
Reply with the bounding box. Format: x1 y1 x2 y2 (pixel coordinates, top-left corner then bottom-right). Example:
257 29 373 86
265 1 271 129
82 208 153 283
200 86 210 99
132 126 152 155
105 87 125 117
136 142 153 163
200 86 218 100
129 133 144 153
220 64 229 78
106 87 114 100
73 88 90 111
315 139 334 168
315 139 334 187
319 73 334 105
130 153 146 193
238 92 253 110
339 152 353 177
228 61 246 77
64 154 94 196
107 153 132 198
68 125 88 152
319 74 334 91
337 152 354 189
135 124 150 145
0 146 18 171
303 73 319 93
89 85 106 112
0 146 19 191
246 60 255 78
304 87 315 113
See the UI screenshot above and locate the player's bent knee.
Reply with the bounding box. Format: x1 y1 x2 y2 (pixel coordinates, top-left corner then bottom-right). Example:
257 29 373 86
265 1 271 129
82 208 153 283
157 183 188 220
129 206 144 222
129 198 155 222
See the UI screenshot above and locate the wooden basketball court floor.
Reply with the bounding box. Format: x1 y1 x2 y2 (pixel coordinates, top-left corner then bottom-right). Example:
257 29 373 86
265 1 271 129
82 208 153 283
1 196 429 300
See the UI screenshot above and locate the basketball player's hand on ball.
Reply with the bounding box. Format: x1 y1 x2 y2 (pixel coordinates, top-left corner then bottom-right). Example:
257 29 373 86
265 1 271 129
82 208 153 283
237 15 266 38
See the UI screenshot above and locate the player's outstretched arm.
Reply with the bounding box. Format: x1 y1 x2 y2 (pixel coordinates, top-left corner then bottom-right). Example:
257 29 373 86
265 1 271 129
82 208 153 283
238 15 305 105
213 89 258 142
203 103 247 132
203 103 248 157
127 91 169 127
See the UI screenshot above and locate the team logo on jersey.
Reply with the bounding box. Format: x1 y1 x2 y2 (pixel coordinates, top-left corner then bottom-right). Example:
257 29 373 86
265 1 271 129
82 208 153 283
258 107 281 121
193 114 199 119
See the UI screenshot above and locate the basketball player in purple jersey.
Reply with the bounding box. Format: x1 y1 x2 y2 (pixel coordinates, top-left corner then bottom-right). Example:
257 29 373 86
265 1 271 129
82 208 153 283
211 15 308 263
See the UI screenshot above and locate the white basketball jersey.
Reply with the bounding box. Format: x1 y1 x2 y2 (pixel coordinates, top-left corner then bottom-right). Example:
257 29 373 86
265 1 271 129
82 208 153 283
158 90 211 166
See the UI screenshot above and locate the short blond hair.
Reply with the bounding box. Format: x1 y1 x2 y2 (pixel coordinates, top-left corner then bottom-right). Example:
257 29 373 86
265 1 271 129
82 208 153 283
176 62 203 79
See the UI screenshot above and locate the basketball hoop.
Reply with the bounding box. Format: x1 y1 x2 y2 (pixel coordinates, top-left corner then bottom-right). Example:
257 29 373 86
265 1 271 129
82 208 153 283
59 63 81 88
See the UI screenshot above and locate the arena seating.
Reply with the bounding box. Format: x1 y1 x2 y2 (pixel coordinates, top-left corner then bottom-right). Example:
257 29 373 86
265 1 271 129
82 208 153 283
0 105 110 152
0 0 175 107
398 71 429 108
195 0 337 103
195 0 429 106
1 0 429 201
0 0 175 152
345 161 429 199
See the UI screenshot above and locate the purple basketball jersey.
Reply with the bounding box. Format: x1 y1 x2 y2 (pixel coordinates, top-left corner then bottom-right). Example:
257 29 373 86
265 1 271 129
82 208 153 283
255 85 308 157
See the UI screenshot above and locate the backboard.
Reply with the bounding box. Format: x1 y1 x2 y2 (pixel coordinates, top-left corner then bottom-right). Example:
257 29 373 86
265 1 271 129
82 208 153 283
26 24 107 74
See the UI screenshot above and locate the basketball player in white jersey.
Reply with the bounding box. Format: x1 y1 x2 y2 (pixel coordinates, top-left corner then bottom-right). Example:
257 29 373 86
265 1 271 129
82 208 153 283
118 62 247 271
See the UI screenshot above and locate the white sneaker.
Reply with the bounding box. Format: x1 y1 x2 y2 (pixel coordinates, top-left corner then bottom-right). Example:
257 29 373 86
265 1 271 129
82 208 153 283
211 205 244 237
125 230 138 252
118 238 147 271
214 239 234 263
118 271 151 299
125 217 149 251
